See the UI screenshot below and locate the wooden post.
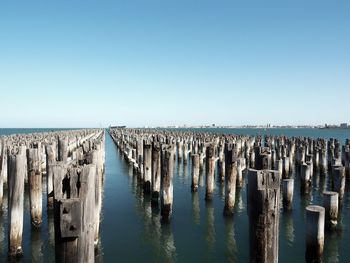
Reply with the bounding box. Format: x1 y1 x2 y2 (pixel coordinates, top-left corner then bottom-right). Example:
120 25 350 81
0 142 6 205
27 148 42 227
46 142 57 209
247 169 280 263
161 144 175 221
275 159 283 179
8 147 26 257
283 156 290 177
218 144 225 182
90 148 103 247
323 191 338 228
301 163 311 192
151 142 161 205
305 205 325 263
237 158 245 188
282 179 294 210
54 164 96 263
143 141 152 194
205 144 215 201
319 149 327 174
332 166 345 200
223 144 237 216
191 154 200 192
177 140 183 162
77 164 96 262
58 136 68 163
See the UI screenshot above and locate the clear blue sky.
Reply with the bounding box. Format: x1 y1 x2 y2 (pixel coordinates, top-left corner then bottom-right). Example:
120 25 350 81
0 0 349 127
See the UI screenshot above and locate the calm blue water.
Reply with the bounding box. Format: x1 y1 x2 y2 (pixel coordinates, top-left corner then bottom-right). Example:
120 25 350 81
1 128 350 262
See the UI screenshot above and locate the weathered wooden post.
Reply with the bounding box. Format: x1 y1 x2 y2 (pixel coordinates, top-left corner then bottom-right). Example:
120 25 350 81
332 166 345 200
283 156 290 177
27 148 42 227
151 142 161 205
191 154 200 192
205 144 216 201
237 158 245 188
247 169 280 263
275 159 283 179
223 144 237 216
143 140 152 194
323 191 338 228
46 142 57 209
58 136 68 163
305 205 325 263
218 144 225 182
161 144 175 221
301 163 311 192
177 139 183 162
54 164 96 263
282 178 294 210
8 147 26 257
319 149 327 174
89 147 104 247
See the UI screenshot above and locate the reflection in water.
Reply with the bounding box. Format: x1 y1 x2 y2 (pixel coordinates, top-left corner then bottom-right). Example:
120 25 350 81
191 192 200 225
283 210 295 245
236 188 244 213
47 212 55 248
205 202 215 250
128 163 177 263
30 229 43 263
224 217 237 263
199 168 205 187
324 231 340 263
160 223 176 262
218 182 225 201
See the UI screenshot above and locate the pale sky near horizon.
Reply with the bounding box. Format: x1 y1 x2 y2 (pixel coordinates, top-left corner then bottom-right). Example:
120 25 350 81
0 0 349 128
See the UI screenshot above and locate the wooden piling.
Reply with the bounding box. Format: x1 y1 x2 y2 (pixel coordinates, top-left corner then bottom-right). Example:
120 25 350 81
58 136 69 163
282 179 294 209
305 205 325 263
151 142 161 205
143 141 152 194
247 169 280 263
332 166 345 200
191 154 200 192
27 148 42 227
160 144 175 221
323 191 338 227
223 144 237 216
205 144 216 201
8 147 26 257
46 143 57 209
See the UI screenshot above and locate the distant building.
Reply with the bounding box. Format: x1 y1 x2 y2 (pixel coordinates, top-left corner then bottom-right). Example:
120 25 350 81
340 123 348 128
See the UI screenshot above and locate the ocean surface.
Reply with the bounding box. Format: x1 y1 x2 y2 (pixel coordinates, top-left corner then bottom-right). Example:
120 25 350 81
1 128 350 262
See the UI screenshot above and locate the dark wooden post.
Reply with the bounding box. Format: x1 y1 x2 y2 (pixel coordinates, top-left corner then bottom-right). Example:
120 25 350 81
160 144 175 221
282 179 294 209
205 144 216 201
151 142 161 205
223 143 237 216
247 169 280 263
143 140 152 194
191 154 200 192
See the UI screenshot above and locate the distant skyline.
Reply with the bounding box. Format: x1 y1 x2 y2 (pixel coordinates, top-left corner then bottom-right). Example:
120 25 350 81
0 1 349 128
